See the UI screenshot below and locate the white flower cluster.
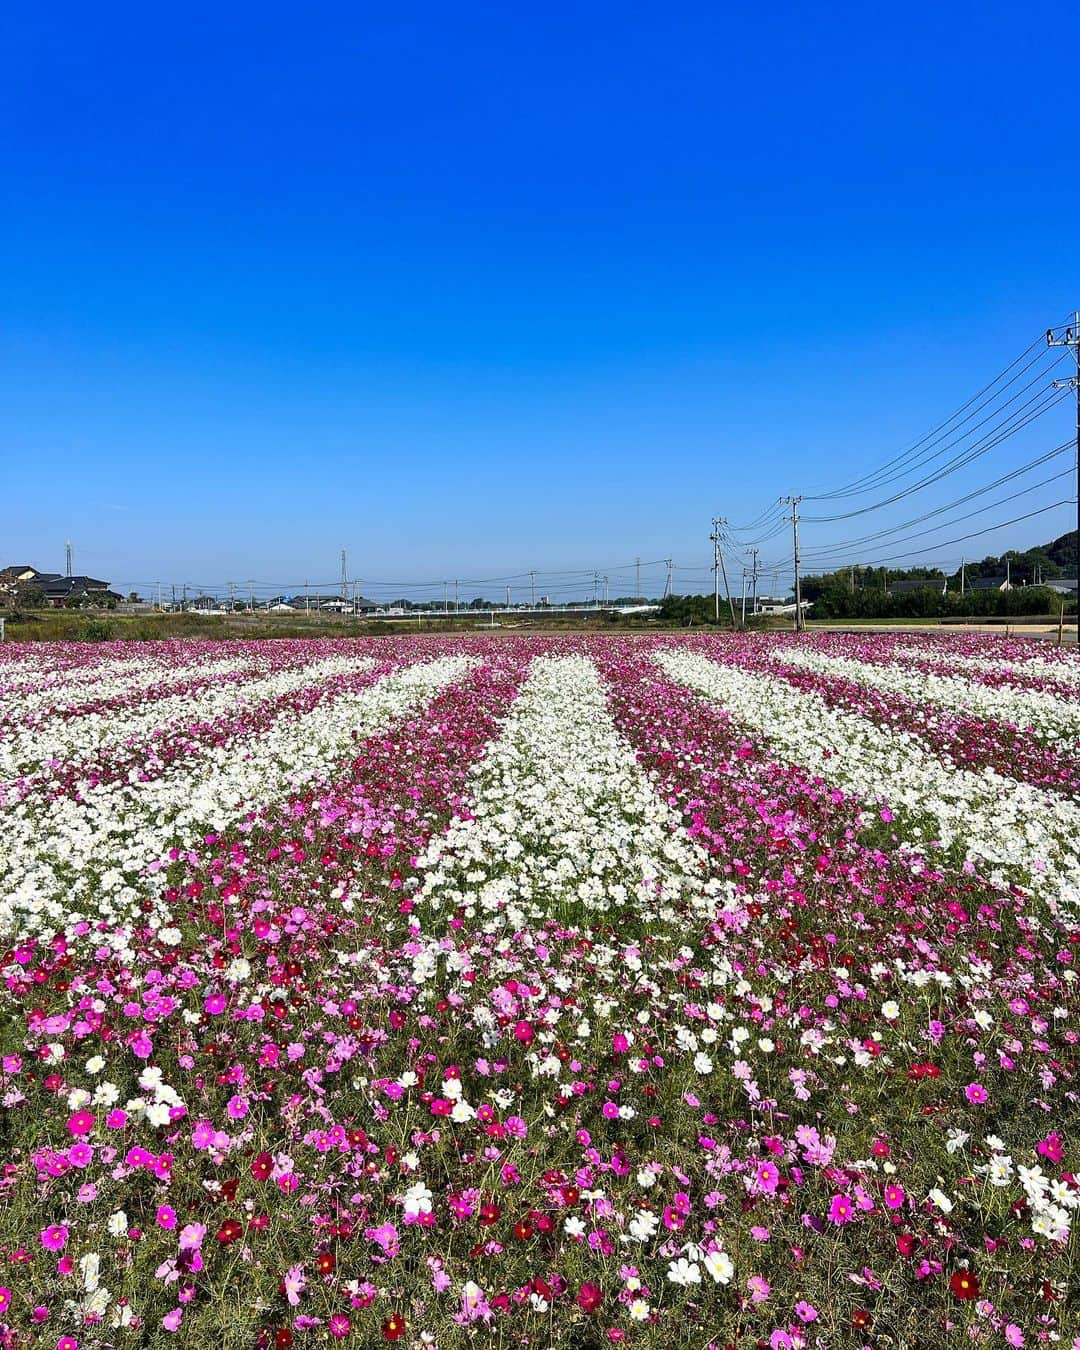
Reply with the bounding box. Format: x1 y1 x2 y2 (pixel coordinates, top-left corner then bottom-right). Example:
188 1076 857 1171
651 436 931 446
0 654 171 721
0 655 473 941
1 655 367 780
656 648 1080 911
890 645 1080 687
971 1137 1076 1242
776 646 1080 748
417 654 727 932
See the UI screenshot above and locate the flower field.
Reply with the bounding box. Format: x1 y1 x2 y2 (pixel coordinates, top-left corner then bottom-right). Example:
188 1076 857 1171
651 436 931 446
0 632 1077 1349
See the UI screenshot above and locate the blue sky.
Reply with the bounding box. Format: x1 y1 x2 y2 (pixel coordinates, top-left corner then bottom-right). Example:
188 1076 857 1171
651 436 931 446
2 2 1077 601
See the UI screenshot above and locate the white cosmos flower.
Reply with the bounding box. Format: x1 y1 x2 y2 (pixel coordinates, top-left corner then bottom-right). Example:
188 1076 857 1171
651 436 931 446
666 1258 701 1287
704 1249 735 1284
928 1189 954 1214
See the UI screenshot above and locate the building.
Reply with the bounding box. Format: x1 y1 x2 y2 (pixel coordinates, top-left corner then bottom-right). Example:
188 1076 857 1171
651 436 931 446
286 594 379 613
0 565 63 603
1039 579 1078 597
41 575 121 607
2 565 120 607
756 598 813 617
968 576 1011 592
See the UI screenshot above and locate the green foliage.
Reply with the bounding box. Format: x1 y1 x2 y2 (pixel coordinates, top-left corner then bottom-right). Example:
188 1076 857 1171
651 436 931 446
656 593 731 626
806 583 1070 620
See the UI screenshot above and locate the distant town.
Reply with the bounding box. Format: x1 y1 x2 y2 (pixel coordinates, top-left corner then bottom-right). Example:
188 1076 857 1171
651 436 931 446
2 527 1075 623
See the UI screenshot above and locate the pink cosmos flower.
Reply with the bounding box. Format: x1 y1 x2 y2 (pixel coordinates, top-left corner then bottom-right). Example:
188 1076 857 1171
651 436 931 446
283 1264 305 1306
828 1194 854 1225
162 1309 183 1332
755 1162 780 1194
40 1225 67 1251
1037 1133 1064 1163
965 1083 988 1105
157 1206 177 1229
884 1184 905 1209
191 1121 215 1150
747 1275 771 1303
178 1223 206 1251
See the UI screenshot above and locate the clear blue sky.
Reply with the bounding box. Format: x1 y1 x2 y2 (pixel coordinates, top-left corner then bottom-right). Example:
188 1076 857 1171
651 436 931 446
2 2 1077 601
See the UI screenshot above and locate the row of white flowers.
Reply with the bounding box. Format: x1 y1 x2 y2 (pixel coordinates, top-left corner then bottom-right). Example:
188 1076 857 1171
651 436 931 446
416 654 726 937
0 654 183 719
890 644 1080 686
0 655 473 943
0 654 374 779
773 646 1080 746
656 648 1080 911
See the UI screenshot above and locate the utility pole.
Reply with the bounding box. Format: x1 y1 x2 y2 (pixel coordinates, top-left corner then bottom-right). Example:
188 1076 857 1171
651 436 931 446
1006 553 1011 589
443 581 448 614
1046 315 1079 643
248 579 254 612
740 568 749 626
782 496 805 633
635 556 641 601
663 558 673 600
304 580 309 613
65 541 73 578
228 581 236 612
592 572 599 608
156 581 162 610
530 570 536 607
710 518 737 627
340 549 348 605
603 575 609 605
960 557 965 598
506 584 511 610
748 547 760 619
182 583 187 611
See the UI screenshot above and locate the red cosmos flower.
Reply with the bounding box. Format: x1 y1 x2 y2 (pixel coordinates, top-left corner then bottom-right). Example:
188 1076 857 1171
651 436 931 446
382 1313 407 1341
479 1201 501 1226
896 1233 919 1257
851 1309 872 1329
216 1218 244 1245
275 1330 294 1350
513 1220 533 1241
577 1282 603 1313
316 1250 336 1275
250 1152 273 1181
950 1270 980 1301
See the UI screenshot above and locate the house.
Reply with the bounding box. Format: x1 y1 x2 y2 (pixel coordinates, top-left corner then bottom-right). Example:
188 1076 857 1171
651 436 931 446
887 578 947 596
968 576 1011 592
0 566 63 602
1039 578 1078 596
286 594 379 613
757 598 813 616
42 575 121 607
